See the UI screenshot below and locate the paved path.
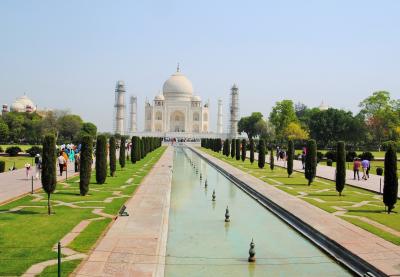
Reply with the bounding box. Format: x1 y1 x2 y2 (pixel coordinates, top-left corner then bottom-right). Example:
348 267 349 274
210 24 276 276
76 146 173 277
199 148 400 276
0 160 79 205
248 151 400 197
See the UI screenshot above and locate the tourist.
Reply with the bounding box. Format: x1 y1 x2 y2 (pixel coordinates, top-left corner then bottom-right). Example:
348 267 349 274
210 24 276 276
301 151 306 169
74 153 80 172
58 152 66 176
353 158 361 180
24 163 31 179
34 154 42 179
361 158 370 180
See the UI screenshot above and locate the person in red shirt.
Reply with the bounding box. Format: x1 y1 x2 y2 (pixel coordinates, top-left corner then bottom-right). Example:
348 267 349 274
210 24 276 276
353 158 361 180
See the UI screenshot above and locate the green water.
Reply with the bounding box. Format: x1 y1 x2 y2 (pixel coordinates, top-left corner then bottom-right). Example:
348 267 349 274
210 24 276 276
165 147 351 276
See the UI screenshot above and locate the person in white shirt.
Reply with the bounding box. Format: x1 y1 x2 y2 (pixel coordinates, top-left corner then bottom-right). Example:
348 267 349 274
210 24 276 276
57 152 66 176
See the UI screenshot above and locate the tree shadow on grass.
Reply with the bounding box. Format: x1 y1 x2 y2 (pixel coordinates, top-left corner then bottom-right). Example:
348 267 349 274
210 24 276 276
0 209 42 215
54 191 80 196
348 209 396 214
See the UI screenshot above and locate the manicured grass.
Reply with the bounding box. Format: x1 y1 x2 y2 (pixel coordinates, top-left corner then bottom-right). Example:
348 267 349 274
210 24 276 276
37 259 82 277
0 144 39 152
0 156 34 171
0 146 166 276
202 148 400 245
326 160 400 176
316 150 388 158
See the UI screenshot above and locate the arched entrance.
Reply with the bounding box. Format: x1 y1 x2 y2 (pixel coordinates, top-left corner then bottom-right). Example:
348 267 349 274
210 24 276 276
170 111 185 132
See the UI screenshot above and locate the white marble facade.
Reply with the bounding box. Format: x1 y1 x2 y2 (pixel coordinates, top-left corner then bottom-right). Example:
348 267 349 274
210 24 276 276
144 68 209 134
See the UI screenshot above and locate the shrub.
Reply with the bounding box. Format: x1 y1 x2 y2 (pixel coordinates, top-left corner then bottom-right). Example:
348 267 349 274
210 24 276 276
359 151 374 161
287 140 294 177
324 150 336 162
336 141 346 196
269 147 274 171
326 159 333 166
257 140 265 169
26 146 42 157
80 135 93 195
6 146 22 157
235 139 240 160
383 143 398 213
241 139 246 162
249 138 255 164
317 151 324 163
0 146 3 153
305 139 317 186
41 135 57 215
119 137 126 168
109 136 116 177
376 167 383 176
223 139 230 157
0 161 5 173
96 135 107 184
231 139 235 158
346 151 357 162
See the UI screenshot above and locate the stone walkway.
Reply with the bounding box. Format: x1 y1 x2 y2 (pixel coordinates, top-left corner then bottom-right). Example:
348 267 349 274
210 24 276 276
75 146 173 277
199 148 400 276
0 160 79 205
248 151 400 197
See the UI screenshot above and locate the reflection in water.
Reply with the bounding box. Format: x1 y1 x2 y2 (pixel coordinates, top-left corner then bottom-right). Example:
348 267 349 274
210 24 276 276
165 147 351 277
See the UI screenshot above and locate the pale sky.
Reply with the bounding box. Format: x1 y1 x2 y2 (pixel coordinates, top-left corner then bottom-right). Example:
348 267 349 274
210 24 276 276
0 0 399 132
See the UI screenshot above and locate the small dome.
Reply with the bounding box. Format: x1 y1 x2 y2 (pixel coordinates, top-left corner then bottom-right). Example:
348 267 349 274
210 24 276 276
11 95 36 112
162 69 194 100
155 94 165 101
192 95 201 102
318 101 329 111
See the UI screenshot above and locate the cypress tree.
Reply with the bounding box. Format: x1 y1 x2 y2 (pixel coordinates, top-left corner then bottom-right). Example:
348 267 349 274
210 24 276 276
140 138 145 159
305 139 317 186
135 136 141 162
235 139 240 160
119 137 126 168
109 136 116 177
231 139 236 158
336 141 346 196
96 135 107 184
258 139 265 169
270 147 275 171
225 139 230 157
80 135 93 195
241 139 246 162
41 135 57 215
249 138 255 164
287 140 294 177
383 143 398 213
131 136 138 163
222 139 227 156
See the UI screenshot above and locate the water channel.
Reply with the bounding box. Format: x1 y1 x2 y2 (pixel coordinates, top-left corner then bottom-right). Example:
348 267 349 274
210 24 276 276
165 147 351 276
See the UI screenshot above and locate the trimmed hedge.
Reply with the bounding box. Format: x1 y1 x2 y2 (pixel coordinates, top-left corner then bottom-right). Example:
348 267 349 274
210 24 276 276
26 146 42 157
41 135 57 215
80 135 93 196
287 140 294 177
6 146 22 157
96 135 108 184
119 137 126 168
0 161 5 173
258 140 265 169
249 138 255 164
336 141 346 196
305 139 317 186
383 143 398 213
109 136 116 177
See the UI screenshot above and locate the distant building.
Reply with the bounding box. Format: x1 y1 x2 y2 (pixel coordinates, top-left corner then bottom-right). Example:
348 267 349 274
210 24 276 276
318 101 329 111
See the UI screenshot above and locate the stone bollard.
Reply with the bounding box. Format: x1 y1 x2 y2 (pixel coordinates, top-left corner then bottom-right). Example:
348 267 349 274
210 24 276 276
200 173 202 180
212 190 216 201
225 206 230 222
248 239 256 262
205 179 208 188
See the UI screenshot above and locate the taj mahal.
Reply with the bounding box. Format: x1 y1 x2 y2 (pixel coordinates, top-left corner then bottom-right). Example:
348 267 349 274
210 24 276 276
114 66 240 139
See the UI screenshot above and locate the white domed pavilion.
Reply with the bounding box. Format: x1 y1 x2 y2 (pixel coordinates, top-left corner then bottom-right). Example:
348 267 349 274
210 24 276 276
10 95 37 113
144 66 209 133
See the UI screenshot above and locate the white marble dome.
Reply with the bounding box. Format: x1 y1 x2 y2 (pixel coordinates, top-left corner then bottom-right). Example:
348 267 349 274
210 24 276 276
192 95 201 101
162 71 194 100
154 94 165 101
11 95 36 112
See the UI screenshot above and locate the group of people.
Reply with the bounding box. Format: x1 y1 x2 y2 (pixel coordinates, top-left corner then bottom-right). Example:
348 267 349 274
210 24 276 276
353 158 371 180
57 144 81 176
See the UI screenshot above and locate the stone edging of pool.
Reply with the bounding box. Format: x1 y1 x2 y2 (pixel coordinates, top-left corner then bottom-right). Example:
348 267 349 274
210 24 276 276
190 146 393 277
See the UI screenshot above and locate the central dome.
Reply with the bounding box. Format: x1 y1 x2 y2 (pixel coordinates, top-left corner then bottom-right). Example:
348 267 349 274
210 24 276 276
162 71 194 99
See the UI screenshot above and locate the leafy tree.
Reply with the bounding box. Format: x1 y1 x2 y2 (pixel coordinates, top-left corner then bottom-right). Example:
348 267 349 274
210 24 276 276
238 112 263 139
257 140 265 169
96 135 107 184
235 139 240 160
119 137 126 168
109 136 116 177
80 135 93 195
284 122 309 141
305 139 317 185
336 141 346 196
81 122 97 137
383 143 398 213
41 135 57 215
269 100 297 141
287 140 294 177
231 139 235 158
269 147 274 171
241 139 246 161
249 138 255 164
0 119 9 142
57 114 83 141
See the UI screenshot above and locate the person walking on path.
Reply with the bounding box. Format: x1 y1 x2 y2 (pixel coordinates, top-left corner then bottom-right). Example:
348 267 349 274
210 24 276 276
361 158 370 180
74 153 80 172
34 154 42 179
24 163 31 179
58 152 66 176
353 158 361 180
301 150 306 169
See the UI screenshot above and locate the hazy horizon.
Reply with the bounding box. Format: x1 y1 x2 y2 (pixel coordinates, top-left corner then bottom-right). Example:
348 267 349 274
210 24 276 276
1 0 399 132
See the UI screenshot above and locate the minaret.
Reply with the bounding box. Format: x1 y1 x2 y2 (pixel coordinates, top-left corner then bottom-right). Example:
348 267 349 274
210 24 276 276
217 98 223 134
114 80 126 135
229 84 239 138
129 96 137 134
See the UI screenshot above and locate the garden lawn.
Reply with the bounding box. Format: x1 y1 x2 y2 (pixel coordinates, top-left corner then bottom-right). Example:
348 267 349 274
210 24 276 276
0 156 34 171
0 146 166 276
201 148 400 246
